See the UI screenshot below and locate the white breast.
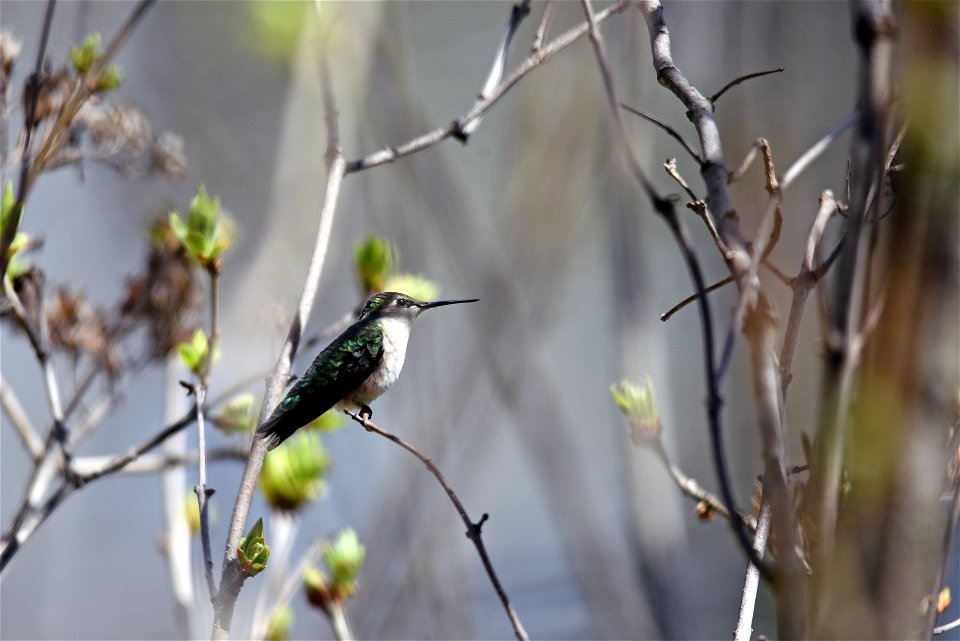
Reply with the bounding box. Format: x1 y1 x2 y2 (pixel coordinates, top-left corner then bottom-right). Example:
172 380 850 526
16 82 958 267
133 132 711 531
348 316 413 407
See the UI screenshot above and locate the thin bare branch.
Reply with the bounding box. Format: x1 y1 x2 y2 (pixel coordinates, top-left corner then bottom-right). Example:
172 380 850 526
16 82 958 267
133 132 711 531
180 382 217 602
710 66 784 104
0 0 55 278
531 0 555 53
458 0 532 140
346 0 629 173
0 373 42 457
344 410 529 641
660 275 733 322
214 55 347 637
735 497 771 641
622 103 703 164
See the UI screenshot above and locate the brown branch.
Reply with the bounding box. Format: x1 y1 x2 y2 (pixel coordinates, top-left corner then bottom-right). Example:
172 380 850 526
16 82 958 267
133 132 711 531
213 55 347 638
457 0 532 140
622 103 703 165
660 275 733 322
710 66 784 104
530 0 555 53
0 0 55 279
344 410 529 641
180 382 217 603
346 0 630 173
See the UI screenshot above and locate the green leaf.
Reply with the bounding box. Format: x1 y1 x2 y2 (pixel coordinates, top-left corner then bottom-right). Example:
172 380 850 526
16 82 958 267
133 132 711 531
382 273 439 302
354 236 395 294
169 186 232 267
70 33 101 74
96 64 123 91
321 529 366 597
0 182 14 232
237 517 271 577
265 605 292 641
176 328 218 376
610 377 661 444
212 393 259 434
260 431 330 511
306 409 344 433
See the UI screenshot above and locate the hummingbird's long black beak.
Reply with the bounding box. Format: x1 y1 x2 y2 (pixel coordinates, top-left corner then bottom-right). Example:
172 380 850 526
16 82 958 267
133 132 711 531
418 298 479 310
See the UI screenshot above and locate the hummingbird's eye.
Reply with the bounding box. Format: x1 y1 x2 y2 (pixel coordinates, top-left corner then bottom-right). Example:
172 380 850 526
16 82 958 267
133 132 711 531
396 298 411 307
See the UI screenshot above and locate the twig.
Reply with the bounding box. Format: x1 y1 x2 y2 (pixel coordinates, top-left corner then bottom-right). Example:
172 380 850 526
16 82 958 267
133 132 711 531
214 58 347 638
710 66 784 104
934 618 960 635
650 439 756 531
0 373 43 457
346 0 629 173
780 191 838 394
181 382 217 602
735 496 771 641
344 410 529 641
0 406 197 571
660 275 733 322
0 0 55 279
597 0 769 577
663 157 698 200
70 445 247 476
622 103 704 165
457 0 532 140
530 0 555 53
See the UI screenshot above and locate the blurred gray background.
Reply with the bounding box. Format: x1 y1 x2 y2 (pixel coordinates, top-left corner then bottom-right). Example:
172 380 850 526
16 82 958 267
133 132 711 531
1 1 957 639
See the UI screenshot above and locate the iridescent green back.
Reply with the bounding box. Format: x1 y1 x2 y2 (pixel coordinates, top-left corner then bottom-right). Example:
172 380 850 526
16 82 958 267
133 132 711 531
258 319 383 448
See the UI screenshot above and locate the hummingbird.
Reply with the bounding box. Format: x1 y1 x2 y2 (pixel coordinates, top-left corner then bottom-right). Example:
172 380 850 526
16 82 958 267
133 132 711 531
257 291 478 449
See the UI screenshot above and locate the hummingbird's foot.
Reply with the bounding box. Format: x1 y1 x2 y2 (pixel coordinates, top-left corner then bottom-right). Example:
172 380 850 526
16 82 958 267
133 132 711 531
359 404 374 431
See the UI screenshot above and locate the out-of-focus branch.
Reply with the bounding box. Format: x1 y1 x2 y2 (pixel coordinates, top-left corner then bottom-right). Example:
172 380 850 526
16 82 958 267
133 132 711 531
457 0 532 140
735 497 771 641
599 0 770 577
346 0 629 173
0 0 55 279
709 66 784 104
0 373 42 456
213 56 346 638
344 410 529 641
621 103 704 165
181 382 217 602
530 0 555 53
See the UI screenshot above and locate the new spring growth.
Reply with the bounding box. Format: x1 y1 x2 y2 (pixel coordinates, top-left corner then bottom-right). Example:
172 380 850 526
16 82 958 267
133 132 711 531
610 377 661 445
176 328 220 378
354 236 395 295
354 235 440 301
169 185 232 270
259 431 330 512
0 182 31 280
265 605 292 641
237 518 271 577
69 33 122 92
305 529 367 612
212 393 259 434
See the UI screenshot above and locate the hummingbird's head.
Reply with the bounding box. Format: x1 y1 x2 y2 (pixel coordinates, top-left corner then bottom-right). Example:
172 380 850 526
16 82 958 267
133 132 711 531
358 292 478 324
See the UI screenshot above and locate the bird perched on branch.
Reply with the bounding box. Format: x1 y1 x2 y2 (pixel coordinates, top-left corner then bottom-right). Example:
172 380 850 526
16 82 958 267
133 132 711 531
258 291 477 449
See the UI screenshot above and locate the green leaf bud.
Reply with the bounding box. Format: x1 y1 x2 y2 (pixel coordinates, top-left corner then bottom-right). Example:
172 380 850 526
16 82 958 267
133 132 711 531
237 517 271 576
610 377 661 445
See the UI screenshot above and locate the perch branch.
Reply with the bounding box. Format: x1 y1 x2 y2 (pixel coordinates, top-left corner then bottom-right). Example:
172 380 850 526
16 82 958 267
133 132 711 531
344 410 529 641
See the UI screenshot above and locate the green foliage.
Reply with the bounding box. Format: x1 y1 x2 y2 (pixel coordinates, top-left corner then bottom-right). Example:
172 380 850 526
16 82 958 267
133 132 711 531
306 409 344 433
260 431 330 511
265 605 292 641
304 529 367 611
354 236 395 295
1 182 30 280
237 517 271 577
247 1 315 61
610 377 661 444
169 185 231 268
70 33 101 73
383 273 440 302
212 393 258 434
322 529 366 594
96 64 123 92
176 328 219 377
